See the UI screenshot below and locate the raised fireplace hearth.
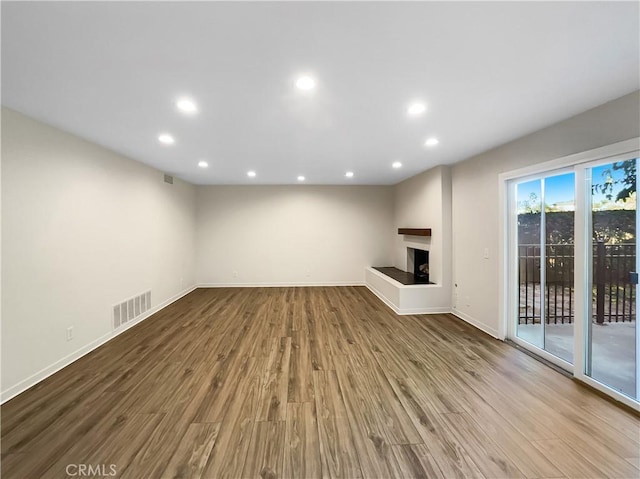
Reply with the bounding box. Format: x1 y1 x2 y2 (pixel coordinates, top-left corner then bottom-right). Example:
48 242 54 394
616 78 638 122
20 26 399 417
364 267 445 314
365 227 445 314
371 248 431 285
371 267 431 285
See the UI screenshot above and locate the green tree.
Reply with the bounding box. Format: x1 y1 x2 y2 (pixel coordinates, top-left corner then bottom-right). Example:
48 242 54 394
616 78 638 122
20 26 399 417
593 159 636 202
518 192 541 213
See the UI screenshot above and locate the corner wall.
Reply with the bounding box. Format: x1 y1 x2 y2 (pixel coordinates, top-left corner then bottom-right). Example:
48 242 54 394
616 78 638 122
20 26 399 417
1 108 197 400
391 165 453 311
451 90 640 337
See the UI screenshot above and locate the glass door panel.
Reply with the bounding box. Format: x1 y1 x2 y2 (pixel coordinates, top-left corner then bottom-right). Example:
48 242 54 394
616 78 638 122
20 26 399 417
543 173 575 364
516 179 544 349
515 173 575 364
587 159 637 399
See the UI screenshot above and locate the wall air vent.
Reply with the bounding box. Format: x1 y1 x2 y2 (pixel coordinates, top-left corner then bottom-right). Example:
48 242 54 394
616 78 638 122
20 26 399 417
164 174 174 184
112 290 151 330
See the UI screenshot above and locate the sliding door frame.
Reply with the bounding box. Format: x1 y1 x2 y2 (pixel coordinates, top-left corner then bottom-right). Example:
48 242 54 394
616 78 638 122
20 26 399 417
575 152 640 409
505 170 575 372
498 137 640 410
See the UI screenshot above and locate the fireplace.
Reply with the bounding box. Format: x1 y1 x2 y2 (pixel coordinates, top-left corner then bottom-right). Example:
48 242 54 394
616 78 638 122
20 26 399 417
407 248 429 283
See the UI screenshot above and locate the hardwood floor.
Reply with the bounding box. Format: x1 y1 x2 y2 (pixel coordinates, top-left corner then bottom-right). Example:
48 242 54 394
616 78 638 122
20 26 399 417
2 286 639 478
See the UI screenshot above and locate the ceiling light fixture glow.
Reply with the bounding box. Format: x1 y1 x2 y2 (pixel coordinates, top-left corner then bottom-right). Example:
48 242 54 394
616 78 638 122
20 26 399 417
297 175 306 182
345 171 354 178
407 102 426 116
198 160 208 168
158 133 175 145
295 76 316 91
247 170 256 178
176 97 197 114
425 137 439 147
392 161 402 169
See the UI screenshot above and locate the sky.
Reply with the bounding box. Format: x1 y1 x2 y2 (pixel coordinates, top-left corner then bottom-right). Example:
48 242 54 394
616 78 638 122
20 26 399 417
516 173 574 211
516 160 636 211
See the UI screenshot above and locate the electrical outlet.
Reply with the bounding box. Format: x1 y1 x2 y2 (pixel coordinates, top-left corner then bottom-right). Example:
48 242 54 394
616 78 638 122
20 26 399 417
306 269 311 277
483 248 489 259
66 327 73 341
465 296 471 307
453 283 458 309
233 271 238 278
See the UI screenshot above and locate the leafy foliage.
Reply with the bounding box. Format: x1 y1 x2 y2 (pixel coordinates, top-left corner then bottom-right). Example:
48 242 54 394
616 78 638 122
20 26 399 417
517 192 541 214
518 210 635 244
592 159 636 202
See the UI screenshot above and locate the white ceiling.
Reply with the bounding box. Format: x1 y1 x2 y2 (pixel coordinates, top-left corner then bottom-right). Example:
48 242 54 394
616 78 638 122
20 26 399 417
2 1 638 185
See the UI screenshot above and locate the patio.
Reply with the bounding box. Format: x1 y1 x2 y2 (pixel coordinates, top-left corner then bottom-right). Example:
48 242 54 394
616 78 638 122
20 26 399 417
518 322 637 398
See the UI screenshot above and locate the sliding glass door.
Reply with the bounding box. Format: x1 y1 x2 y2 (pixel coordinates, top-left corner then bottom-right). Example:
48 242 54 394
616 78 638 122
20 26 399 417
507 148 640 406
586 158 638 400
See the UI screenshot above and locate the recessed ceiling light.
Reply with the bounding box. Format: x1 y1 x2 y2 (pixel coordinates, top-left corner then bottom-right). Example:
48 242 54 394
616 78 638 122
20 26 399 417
345 171 354 178
425 137 439 147
392 161 402 169
158 133 175 145
176 97 197 114
247 170 256 178
297 175 306 182
198 160 208 168
407 102 426 116
295 76 316 91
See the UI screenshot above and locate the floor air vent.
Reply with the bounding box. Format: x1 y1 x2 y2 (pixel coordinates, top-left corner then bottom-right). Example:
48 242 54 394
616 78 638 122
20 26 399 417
113 290 151 329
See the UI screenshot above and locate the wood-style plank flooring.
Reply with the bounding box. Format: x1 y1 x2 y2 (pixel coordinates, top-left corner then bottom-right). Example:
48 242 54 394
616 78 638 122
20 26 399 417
2 287 639 478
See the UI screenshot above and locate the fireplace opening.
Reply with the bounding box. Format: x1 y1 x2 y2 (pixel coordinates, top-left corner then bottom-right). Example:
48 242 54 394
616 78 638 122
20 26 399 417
407 247 430 284
413 249 429 281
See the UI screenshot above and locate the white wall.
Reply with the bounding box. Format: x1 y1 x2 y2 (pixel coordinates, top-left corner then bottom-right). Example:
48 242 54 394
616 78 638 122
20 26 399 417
451 90 640 337
1 108 197 400
196 186 394 285
392 165 453 308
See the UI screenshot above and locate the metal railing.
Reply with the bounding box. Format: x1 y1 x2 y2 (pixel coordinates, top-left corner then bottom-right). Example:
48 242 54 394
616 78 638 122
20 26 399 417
518 242 635 324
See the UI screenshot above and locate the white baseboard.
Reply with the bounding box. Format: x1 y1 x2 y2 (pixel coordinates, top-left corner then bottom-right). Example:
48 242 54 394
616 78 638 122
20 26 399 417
198 281 365 288
451 308 501 339
1 285 197 404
